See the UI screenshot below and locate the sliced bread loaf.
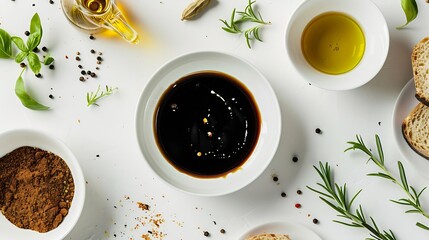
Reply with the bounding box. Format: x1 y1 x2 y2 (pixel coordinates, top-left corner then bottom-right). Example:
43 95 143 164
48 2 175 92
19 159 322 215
412 37 429 106
402 102 429 159
246 233 291 240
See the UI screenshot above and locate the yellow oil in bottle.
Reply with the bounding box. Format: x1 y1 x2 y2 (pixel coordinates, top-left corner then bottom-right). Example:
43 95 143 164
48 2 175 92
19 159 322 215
301 12 365 75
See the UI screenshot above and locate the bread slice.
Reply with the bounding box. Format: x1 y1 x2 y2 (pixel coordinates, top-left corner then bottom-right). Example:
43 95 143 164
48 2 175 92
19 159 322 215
402 102 429 159
412 37 429 106
246 233 291 240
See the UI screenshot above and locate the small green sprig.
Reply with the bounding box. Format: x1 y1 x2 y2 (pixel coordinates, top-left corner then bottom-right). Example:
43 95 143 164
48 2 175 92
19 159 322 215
86 85 118 107
220 0 270 48
307 162 397 240
345 134 429 230
0 13 53 110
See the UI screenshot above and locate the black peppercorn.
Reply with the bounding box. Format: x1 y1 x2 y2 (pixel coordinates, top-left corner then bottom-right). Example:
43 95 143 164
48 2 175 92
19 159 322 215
292 156 298 162
24 31 30 36
49 0 54 4
97 56 103 61
20 62 26 68
315 128 322 134
313 218 319 224
81 70 86 75
272 176 278 182
90 49 96 54
297 190 302 195
35 73 42 78
49 65 55 70
220 229 226 234
89 35 95 40
87 70 92 75
281 192 286 197
203 231 210 237
78 65 83 69
90 72 96 78
79 76 85 82
42 46 48 52
33 47 40 53
75 56 81 61
49 94 54 99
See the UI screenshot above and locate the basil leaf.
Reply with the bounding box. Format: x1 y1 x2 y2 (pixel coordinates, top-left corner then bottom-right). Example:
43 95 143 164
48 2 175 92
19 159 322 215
30 13 42 36
398 0 418 29
0 28 12 58
15 51 28 63
27 52 41 74
15 74 49 110
44 56 54 65
27 33 41 51
11 36 28 52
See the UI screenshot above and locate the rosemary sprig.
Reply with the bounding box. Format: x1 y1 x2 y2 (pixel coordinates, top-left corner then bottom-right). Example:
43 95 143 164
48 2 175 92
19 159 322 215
307 162 397 240
220 0 270 48
86 85 118 107
345 134 429 230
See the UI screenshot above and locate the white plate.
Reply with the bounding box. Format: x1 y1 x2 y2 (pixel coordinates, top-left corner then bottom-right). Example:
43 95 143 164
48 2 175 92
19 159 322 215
392 79 429 178
135 51 282 196
238 221 322 240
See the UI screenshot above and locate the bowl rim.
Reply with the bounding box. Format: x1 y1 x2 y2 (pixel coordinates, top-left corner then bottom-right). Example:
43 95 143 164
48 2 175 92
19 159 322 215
135 50 282 197
285 0 389 91
0 128 86 240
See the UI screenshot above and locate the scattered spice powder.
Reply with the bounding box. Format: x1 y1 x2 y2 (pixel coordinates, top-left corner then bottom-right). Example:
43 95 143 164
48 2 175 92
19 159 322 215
137 202 150 211
0 146 75 233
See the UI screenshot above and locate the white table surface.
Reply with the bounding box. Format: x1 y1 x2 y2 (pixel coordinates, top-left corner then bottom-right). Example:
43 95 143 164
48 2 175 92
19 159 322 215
1 0 429 239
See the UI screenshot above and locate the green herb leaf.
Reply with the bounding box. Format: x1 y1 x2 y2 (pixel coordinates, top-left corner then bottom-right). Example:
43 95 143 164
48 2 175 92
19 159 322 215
417 222 429 230
43 56 54 65
0 28 12 58
11 36 27 52
27 52 41 74
15 69 49 110
15 51 28 63
397 0 418 29
27 33 41 51
30 13 43 37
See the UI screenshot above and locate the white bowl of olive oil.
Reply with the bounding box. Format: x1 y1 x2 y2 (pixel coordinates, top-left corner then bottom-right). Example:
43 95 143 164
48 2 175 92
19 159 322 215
286 0 389 90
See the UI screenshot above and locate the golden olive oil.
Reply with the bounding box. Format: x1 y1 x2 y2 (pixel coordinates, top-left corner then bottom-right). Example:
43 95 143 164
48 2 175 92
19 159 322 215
301 12 365 75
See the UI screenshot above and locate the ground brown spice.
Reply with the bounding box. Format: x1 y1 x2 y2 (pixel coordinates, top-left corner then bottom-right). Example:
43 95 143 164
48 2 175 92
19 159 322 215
0 146 75 233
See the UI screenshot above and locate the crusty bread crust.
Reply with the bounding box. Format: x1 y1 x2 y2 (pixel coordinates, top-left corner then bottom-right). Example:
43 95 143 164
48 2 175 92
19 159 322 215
412 37 429 106
246 233 291 240
402 103 429 159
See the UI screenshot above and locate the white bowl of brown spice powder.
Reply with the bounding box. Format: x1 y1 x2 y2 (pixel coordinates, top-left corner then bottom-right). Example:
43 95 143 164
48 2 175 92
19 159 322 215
0 128 85 240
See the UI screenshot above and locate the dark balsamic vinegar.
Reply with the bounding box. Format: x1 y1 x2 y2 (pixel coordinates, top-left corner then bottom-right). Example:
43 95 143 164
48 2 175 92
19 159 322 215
154 71 261 178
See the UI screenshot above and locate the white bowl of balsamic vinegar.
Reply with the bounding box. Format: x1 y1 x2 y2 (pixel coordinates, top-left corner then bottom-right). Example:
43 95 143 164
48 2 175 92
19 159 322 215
136 51 282 196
